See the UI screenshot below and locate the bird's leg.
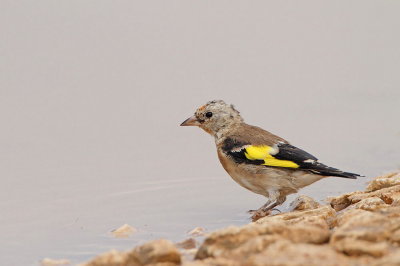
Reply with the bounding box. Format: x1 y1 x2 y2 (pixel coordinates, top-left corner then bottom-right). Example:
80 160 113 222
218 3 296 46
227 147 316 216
261 195 287 212
249 193 287 221
248 199 271 213
261 199 273 209
249 197 284 221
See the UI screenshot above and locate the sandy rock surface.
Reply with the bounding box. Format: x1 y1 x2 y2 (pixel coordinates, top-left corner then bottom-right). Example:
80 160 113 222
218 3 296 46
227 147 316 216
41 258 71 266
80 171 400 266
111 224 137 238
187 227 206 237
81 239 181 266
176 238 197 250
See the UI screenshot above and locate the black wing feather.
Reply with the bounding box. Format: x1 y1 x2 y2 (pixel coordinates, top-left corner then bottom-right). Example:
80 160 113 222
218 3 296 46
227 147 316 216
274 143 317 162
276 143 360 179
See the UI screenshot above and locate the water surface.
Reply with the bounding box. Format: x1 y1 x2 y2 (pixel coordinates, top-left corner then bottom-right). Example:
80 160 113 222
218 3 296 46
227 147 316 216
1 1 399 265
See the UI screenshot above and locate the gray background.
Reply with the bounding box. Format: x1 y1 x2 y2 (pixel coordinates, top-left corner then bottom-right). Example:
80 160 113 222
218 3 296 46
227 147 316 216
1 1 399 265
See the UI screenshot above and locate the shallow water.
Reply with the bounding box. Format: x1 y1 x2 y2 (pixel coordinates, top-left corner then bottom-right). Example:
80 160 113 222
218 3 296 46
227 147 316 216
1 1 400 265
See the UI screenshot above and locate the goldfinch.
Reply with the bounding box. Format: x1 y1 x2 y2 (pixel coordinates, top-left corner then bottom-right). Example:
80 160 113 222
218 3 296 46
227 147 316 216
181 100 360 216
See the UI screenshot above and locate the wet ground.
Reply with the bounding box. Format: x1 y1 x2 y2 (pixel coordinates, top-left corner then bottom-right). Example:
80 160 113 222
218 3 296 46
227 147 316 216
1 1 400 265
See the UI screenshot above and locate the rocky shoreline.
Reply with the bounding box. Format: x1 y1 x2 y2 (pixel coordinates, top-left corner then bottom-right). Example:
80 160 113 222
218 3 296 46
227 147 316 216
73 172 400 266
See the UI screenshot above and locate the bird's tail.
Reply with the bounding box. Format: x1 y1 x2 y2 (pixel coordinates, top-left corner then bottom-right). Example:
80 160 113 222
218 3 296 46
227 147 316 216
308 163 362 179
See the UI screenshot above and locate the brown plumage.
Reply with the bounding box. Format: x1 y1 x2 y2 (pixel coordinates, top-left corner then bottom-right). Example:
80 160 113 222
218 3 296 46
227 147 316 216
219 123 286 146
181 100 361 218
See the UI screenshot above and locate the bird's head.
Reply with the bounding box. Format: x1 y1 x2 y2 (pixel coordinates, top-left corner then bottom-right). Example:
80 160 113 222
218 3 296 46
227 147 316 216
180 100 243 137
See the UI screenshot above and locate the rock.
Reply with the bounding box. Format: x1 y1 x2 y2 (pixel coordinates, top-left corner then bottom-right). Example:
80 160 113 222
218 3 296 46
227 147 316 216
256 204 337 228
391 229 400 244
257 217 331 244
329 185 400 211
82 239 181 266
327 172 400 259
188 227 206 237
350 185 400 204
196 205 334 260
367 172 400 192
247 241 357 266
381 191 400 206
132 239 181 265
373 250 400 266
289 195 321 211
351 197 389 211
184 257 240 266
80 249 131 266
195 225 260 259
329 191 363 211
41 258 71 266
330 209 392 257
111 224 137 238
332 238 390 258
180 248 198 261
176 238 197 249
226 234 285 258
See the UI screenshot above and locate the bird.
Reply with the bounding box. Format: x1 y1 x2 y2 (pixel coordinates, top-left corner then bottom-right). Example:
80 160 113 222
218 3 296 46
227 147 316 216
180 100 361 217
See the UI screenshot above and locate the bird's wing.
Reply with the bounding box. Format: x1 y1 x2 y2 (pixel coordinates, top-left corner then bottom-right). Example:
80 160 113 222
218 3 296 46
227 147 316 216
222 137 360 178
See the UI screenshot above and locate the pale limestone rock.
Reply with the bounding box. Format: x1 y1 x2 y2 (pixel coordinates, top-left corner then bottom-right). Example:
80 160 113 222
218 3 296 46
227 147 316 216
195 225 260 259
247 241 354 266
188 227 206 237
82 239 181 266
256 204 335 223
80 249 131 266
176 238 197 249
350 185 400 204
41 258 71 266
332 238 390 257
329 191 364 211
289 195 321 211
256 218 330 244
133 239 181 265
111 224 137 238
329 185 400 211
228 234 284 258
373 250 400 266
367 172 400 192
184 257 240 266
381 191 400 206
257 204 337 228
180 248 198 261
390 229 400 244
331 210 392 257
335 209 370 227
196 206 333 260
351 197 389 211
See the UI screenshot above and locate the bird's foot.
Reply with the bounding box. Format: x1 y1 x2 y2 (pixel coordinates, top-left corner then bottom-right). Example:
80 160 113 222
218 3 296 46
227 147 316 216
249 209 271 222
248 207 282 221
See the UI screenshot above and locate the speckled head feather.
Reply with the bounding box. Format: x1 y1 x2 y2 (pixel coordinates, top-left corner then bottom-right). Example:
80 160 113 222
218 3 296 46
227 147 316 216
192 100 244 137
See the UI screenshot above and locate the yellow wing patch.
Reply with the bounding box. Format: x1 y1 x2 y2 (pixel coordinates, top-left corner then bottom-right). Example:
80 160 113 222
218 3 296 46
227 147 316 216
244 145 299 168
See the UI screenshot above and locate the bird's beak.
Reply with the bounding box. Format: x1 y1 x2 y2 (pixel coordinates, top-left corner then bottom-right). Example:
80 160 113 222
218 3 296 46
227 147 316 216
180 115 200 126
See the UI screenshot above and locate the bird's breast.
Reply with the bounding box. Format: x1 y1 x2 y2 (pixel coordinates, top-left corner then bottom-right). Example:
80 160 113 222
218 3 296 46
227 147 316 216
217 150 271 196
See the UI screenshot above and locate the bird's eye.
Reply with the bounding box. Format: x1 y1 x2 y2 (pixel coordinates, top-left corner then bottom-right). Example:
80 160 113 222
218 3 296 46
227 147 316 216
205 112 213 118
